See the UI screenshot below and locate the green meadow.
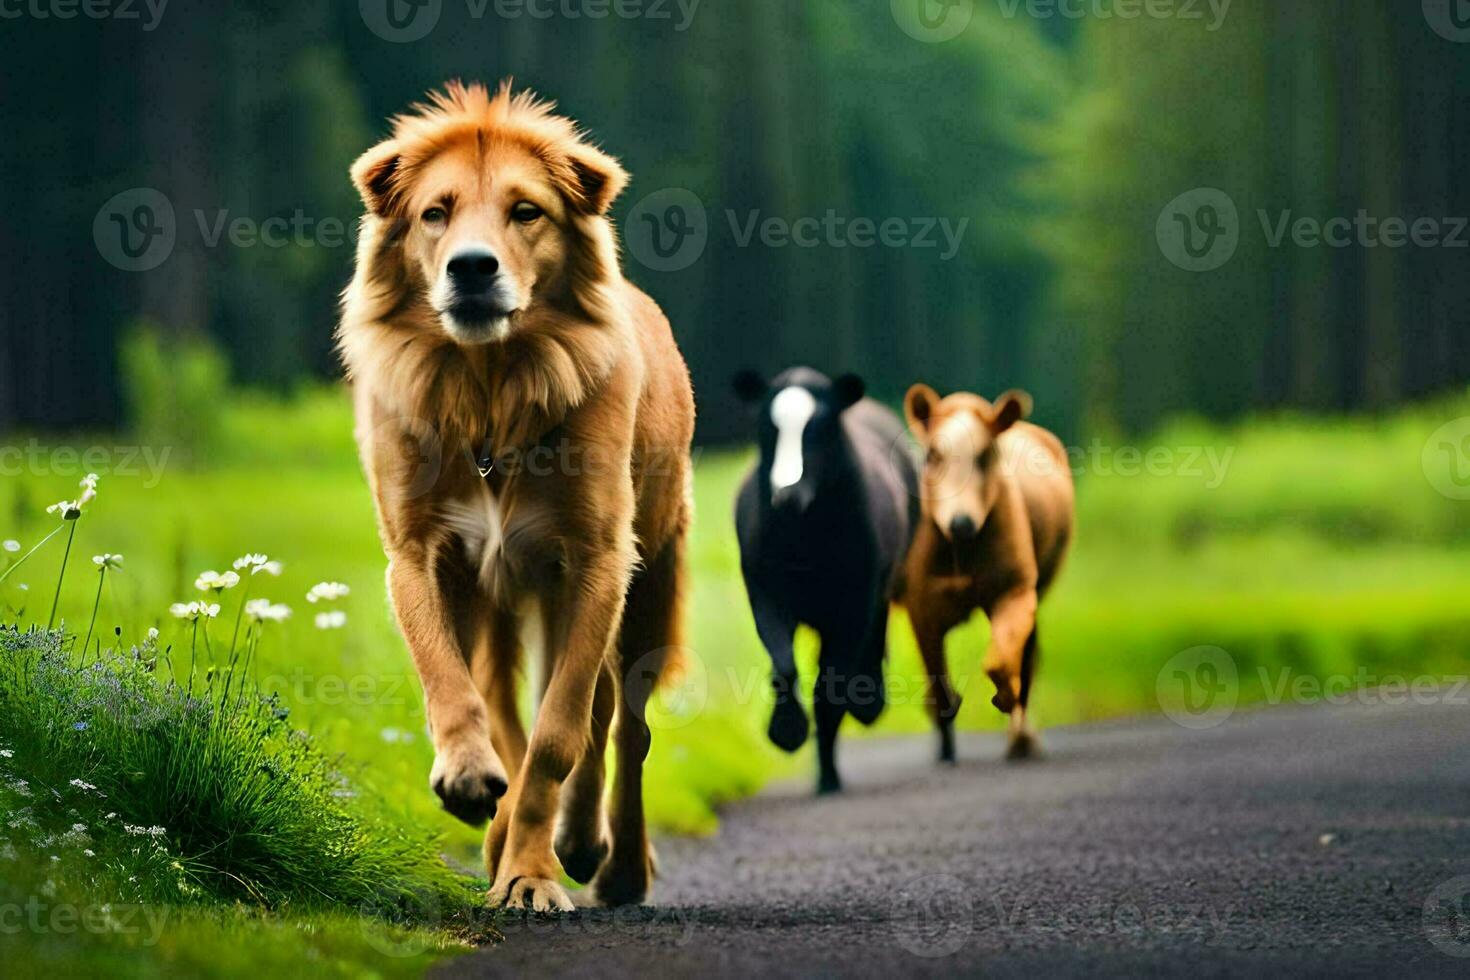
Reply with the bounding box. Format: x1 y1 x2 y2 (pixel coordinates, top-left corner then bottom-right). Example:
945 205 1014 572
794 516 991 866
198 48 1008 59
3 385 1469 974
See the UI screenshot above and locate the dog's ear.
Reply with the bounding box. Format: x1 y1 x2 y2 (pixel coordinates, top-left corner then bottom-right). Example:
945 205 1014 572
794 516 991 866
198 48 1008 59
732 370 768 405
990 389 1033 434
833 374 865 411
351 139 403 217
905 383 940 436
560 142 630 216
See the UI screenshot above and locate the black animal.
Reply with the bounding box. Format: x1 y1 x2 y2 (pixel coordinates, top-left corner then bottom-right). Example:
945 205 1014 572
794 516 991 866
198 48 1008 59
733 367 919 793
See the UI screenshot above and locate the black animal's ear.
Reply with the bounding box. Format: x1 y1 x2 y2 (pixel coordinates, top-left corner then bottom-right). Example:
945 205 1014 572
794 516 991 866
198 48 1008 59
990 389 1033 434
833 374 865 411
732 370 768 404
905 383 939 435
351 139 403 217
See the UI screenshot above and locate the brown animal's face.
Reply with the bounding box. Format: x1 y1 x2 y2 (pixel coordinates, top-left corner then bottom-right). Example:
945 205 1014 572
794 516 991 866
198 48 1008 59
399 141 572 344
905 384 1031 542
350 86 628 346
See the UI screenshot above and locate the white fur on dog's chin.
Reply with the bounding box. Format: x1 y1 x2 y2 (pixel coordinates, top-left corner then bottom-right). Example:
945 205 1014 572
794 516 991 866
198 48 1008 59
441 312 513 345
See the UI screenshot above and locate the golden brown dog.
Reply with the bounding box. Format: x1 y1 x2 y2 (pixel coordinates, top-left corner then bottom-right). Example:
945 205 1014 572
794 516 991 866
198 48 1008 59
338 81 694 911
900 385 1073 761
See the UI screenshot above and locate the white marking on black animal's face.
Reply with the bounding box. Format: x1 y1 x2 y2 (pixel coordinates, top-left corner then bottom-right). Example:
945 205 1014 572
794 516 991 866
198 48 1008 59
768 386 817 498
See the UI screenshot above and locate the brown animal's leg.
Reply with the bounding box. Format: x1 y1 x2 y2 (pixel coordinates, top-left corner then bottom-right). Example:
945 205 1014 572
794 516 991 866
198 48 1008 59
472 605 528 784
1007 628 1041 761
912 613 961 764
388 551 509 827
982 586 1038 717
554 662 616 884
489 543 635 914
592 535 684 907
473 607 527 884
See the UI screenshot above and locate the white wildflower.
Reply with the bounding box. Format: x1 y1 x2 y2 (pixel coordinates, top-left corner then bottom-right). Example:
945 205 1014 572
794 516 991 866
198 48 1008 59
47 500 81 520
69 779 98 792
92 553 123 570
245 599 291 623
83 849 96 858
71 823 87 833
170 601 220 621
233 553 268 571
2 540 18 552
146 627 159 642
314 610 348 630
255 560 282 576
0 749 11 759
306 581 350 603
194 570 240 592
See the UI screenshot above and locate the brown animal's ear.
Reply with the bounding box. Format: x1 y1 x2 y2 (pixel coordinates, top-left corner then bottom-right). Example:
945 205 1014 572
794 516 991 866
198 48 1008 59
905 383 940 436
561 142 629 216
351 139 403 216
990 389 1033 434
732 370 768 404
833 374 865 411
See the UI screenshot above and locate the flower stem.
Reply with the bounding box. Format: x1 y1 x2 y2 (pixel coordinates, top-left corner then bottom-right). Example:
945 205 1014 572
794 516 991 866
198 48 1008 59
0 524 63 586
46 520 78 630
229 580 252 658
82 569 106 661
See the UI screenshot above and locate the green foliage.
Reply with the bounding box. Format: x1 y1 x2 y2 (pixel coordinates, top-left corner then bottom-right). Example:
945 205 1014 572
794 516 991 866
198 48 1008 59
118 327 230 465
0 626 489 969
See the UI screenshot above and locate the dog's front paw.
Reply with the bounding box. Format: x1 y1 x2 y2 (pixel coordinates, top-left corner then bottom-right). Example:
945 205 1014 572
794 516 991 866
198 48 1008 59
768 697 810 752
430 740 508 827
490 875 574 914
555 829 609 885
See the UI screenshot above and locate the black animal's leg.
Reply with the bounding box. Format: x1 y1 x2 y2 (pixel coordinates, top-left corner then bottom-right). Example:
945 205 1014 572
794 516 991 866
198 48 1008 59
846 604 888 727
747 581 807 752
813 664 846 794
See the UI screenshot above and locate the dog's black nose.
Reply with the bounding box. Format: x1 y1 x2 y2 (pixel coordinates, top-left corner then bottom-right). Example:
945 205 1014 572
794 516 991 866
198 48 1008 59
447 248 500 293
949 515 978 540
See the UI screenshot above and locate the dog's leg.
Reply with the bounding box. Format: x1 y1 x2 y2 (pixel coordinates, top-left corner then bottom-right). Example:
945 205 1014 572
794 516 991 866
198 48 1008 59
554 661 615 885
388 552 509 826
982 586 1038 718
489 542 634 913
912 613 961 764
592 535 684 907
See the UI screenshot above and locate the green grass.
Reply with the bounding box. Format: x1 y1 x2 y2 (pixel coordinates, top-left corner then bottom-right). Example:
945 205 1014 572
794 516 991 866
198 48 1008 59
2 384 1469 973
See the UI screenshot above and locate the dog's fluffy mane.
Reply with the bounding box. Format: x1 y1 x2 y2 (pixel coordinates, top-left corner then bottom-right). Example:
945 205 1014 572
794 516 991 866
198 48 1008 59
338 80 631 454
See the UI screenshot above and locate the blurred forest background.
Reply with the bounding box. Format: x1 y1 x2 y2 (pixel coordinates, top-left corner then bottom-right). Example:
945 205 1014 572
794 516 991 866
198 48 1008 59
2 0 1468 443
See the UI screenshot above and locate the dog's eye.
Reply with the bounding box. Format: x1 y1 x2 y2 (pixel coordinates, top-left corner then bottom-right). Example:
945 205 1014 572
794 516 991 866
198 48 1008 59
421 206 447 224
512 202 543 224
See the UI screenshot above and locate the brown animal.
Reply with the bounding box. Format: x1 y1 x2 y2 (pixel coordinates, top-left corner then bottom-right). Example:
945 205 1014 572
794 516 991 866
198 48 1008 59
338 81 694 912
900 385 1073 761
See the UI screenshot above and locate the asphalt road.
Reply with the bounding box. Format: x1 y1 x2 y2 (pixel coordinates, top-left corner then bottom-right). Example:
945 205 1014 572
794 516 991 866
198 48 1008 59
444 699 1470 978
